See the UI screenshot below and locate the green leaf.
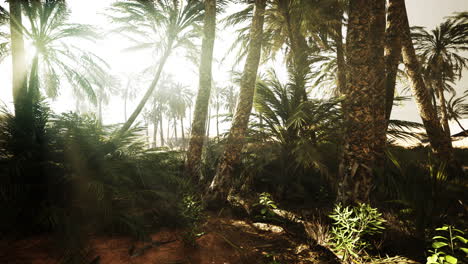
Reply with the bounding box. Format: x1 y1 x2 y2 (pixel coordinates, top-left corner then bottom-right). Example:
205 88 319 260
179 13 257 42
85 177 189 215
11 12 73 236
453 236 467 243
432 241 449 249
459 247 468 254
444 255 457 264
436 226 450 231
433 236 449 240
261 208 267 215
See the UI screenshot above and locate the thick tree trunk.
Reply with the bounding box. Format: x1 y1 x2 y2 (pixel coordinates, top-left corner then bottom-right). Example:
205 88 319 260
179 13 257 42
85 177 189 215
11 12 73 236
207 0 266 203
116 41 173 138
186 0 216 179
369 0 387 166
384 0 403 126
397 0 454 165
9 0 28 115
338 0 374 204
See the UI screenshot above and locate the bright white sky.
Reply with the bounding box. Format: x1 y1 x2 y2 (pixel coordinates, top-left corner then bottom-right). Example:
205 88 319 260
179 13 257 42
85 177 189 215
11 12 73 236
0 0 467 143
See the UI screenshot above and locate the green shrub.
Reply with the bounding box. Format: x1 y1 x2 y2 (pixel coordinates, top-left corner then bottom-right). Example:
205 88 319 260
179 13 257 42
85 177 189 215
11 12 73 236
179 195 204 246
329 203 386 262
426 225 467 264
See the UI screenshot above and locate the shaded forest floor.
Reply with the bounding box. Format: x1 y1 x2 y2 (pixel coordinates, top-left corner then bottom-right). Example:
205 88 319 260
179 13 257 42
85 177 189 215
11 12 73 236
0 209 426 264
0 213 339 264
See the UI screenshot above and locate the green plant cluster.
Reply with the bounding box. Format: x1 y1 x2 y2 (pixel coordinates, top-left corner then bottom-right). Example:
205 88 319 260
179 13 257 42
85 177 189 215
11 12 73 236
329 203 386 263
179 195 204 246
254 192 279 221
0 103 191 261
427 225 467 264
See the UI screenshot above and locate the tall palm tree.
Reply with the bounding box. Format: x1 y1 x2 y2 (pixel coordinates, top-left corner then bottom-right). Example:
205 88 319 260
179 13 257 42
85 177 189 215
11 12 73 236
18 0 104 105
186 0 217 179
207 0 267 203
338 0 382 204
412 16 468 138
396 0 455 167
7 0 27 116
447 92 468 132
384 0 404 125
109 0 204 138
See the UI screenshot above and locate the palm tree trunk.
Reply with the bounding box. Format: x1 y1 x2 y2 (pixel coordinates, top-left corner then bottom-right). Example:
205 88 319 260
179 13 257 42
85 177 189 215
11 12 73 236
116 40 173 138
397 0 455 165
181 116 185 144
98 97 103 126
437 77 451 139
384 0 403 126
283 5 309 101
338 0 374 204
159 112 165 146
206 108 211 139
174 117 178 142
369 0 387 166
9 0 28 115
334 21 347 95
216 101 220 138
124 83 129 121
207 0 266 203
153 118 158 148
167 117 170 144
186 0 216 179
28 54 40 103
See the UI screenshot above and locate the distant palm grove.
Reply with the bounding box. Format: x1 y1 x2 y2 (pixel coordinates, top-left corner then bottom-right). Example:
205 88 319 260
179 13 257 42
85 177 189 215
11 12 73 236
0 1 467 264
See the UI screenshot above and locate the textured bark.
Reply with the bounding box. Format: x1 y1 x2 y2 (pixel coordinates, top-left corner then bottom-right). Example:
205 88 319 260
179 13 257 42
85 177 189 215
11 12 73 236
369 0 387 166
207 0 266 203
398 0 454 164
338 0 374 204
117 43 172 138
9 0 28 115
186 0 216 179
384 0 403 125
282 1 309 101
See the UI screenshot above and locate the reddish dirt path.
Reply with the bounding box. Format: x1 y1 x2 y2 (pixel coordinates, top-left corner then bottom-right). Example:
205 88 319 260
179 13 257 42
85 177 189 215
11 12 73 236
0 216 340 264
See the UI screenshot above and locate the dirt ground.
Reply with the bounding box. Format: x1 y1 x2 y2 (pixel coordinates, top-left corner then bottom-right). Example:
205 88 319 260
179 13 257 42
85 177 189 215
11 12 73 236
0 214 341 264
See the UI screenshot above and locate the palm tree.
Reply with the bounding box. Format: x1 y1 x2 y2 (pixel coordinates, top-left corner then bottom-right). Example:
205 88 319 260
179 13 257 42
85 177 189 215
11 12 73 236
7 0 27 116
109 0 204 138
207 0 267 203
396 0 455 167
384 0 404 125
168 82 193 147
18 0 104 106
186 0 216 179
338 0 375 203
412 16 468 139
447 92 468 132
224 0 312 101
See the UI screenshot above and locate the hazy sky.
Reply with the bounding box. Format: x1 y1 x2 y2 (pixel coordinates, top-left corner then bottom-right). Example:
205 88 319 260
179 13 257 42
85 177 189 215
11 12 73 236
0 0 467 137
